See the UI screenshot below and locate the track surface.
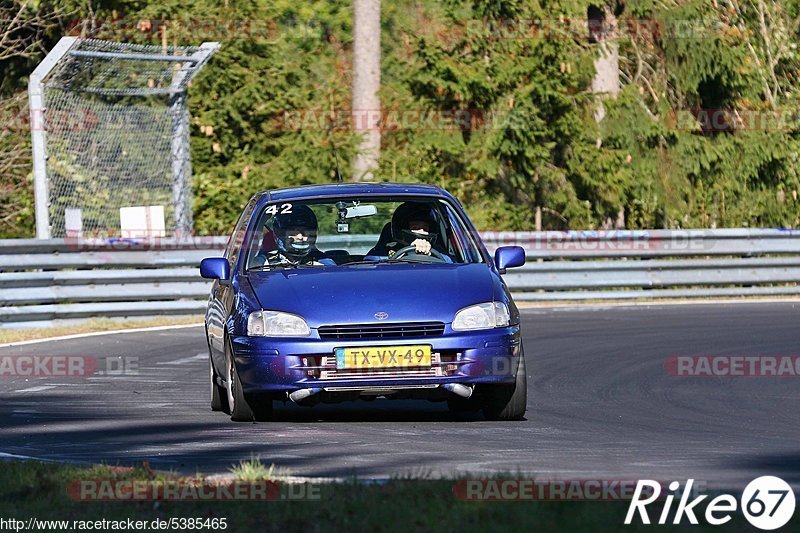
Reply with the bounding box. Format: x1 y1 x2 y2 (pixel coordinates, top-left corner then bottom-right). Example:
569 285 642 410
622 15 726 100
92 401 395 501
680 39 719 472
1 302 798 489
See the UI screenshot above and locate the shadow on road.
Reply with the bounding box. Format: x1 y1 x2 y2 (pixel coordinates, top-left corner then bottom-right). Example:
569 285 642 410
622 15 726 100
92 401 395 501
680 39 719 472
724 453 800 484
0 391 503 476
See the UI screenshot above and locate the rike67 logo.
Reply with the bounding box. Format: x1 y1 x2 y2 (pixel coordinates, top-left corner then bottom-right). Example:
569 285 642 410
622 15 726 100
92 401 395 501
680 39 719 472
626 477 795 530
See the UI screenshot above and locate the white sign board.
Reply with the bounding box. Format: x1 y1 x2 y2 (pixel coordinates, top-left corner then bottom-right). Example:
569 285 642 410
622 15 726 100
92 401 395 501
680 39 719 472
120 205 166 238
64 207 83 237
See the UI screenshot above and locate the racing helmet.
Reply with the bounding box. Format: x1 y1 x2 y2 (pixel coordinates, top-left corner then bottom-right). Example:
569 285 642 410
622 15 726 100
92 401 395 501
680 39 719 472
391 202 439 246
272 205 318 260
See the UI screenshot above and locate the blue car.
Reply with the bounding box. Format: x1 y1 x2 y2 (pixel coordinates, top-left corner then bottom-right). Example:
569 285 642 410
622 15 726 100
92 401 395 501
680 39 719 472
200 183 527 421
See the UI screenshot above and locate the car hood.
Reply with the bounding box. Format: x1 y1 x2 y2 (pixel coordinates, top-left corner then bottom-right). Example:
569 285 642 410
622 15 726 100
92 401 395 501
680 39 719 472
246 263 494 327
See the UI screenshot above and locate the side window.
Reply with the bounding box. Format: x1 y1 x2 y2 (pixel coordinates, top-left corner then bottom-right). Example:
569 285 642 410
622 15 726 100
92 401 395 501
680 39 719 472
242 206 275 269
225 198 258 269
434 204 460 260
444 202 482 263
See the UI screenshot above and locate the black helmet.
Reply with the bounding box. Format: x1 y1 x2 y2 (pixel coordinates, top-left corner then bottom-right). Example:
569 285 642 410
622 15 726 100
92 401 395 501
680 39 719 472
272 205 318 260
391 202 439 246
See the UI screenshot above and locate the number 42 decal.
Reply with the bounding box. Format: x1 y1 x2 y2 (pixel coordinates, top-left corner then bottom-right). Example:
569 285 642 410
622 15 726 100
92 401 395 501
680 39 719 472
265 203 292 216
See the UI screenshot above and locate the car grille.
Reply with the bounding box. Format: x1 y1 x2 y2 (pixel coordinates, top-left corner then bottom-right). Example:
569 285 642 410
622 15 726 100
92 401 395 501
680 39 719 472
317 321 445 340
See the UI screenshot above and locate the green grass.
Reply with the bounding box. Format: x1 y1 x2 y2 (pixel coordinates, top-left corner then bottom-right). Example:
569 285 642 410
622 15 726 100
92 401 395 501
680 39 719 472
229 456 292 482
0 460 756 532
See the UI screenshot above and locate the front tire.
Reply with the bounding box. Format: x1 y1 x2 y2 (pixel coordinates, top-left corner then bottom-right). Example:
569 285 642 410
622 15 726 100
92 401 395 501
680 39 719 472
225 337 273 422
225 337 255 421
483 346 527 421
210 355 227 412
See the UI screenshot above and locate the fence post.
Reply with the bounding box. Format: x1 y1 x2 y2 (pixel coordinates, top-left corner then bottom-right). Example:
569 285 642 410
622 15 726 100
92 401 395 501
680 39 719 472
168 42 219 234
28 37 78 240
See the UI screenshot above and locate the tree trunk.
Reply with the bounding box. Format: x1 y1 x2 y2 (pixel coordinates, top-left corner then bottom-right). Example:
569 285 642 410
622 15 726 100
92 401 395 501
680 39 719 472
352 0 381 181
591 5 620 123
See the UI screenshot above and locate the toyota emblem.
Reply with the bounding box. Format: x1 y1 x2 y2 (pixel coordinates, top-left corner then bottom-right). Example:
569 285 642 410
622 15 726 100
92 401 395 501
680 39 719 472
374 312 389 321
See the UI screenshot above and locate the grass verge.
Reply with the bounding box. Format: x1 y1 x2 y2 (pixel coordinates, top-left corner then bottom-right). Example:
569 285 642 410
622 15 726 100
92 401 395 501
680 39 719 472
229 456 292 482
0 460 751 532
0 316 203 344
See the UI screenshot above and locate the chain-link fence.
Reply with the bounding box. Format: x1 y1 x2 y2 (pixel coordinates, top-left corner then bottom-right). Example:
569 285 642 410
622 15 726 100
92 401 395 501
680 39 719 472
29 38 218 238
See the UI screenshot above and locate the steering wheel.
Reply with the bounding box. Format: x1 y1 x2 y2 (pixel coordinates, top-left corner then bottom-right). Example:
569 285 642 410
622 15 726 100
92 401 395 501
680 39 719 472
392 245 447 263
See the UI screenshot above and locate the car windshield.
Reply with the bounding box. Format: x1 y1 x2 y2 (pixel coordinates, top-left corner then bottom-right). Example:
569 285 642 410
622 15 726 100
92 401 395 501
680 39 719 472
243 196 483 270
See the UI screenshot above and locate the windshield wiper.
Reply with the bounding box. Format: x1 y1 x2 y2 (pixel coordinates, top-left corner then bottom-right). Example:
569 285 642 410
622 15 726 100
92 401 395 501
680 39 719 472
247 265 286 272
247 263 317 272
344 259 406 266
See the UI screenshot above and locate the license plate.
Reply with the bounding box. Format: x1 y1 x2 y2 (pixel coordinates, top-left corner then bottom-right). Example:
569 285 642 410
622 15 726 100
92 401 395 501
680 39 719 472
335 345 432 370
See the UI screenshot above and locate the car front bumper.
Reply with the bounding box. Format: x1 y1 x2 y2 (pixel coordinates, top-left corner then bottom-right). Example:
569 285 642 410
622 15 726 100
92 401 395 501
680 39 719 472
230 325 522 396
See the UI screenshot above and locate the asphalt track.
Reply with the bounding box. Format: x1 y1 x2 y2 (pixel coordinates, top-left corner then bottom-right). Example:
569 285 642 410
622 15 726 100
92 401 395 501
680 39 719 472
1 302 798 490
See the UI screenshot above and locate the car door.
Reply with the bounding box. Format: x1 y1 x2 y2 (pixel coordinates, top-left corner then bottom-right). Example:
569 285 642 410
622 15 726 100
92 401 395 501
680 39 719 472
207 198 258 363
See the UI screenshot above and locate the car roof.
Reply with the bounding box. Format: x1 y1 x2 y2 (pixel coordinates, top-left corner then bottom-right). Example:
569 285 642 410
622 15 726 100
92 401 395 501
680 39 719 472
264 182 446 202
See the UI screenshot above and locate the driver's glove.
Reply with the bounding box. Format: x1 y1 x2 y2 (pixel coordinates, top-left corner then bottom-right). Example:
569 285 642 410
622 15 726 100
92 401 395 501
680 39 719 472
412 238 432 255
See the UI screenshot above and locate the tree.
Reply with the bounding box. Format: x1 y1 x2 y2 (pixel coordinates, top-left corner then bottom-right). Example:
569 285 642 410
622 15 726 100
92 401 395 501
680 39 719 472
0 0 66 237
3 0 799 237
589 3 621 122
351 0 381 180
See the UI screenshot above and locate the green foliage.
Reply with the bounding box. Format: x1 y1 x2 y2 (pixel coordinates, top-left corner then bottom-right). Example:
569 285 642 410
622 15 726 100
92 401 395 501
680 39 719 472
229 456 292 481
1 0 799 237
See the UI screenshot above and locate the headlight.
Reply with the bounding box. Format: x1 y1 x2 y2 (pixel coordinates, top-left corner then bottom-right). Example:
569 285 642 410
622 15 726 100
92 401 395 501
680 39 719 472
452 302 510 331
247 310 310 337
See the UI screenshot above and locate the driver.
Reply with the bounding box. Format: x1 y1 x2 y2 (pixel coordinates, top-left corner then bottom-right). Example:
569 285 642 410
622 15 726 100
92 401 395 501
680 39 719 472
259 205 333 267
368 201 452 261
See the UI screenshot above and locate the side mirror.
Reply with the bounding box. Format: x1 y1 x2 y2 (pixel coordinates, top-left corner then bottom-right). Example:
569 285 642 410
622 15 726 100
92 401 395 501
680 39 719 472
200 257 230 284
494 246 525 273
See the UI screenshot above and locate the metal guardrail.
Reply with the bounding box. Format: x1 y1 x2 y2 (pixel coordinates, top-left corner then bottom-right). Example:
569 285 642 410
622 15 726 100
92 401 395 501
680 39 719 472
1 229 799 325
